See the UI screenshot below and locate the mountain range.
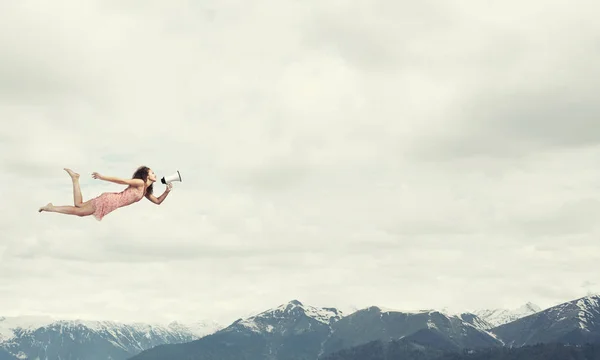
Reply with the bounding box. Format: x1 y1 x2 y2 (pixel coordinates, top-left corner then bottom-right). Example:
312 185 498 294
0 316 222 360
130 295 600 360
2 294 600 360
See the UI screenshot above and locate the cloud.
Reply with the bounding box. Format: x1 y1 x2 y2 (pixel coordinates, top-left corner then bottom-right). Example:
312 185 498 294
404 1 600 161
1 0 600 326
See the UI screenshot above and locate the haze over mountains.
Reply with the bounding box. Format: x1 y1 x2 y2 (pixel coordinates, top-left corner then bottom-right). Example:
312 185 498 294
3 294 599 360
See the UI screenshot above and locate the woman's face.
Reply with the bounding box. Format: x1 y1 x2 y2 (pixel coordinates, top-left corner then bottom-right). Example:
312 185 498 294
147 169 157 182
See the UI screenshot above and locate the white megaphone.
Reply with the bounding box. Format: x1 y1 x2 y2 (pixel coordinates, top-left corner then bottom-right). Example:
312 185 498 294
160 170 182 184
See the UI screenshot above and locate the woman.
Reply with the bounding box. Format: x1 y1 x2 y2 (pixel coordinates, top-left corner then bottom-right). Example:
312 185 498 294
38 166 173 221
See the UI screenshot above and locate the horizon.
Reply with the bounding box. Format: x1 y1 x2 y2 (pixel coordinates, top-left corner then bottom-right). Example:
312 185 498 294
2 293 598 326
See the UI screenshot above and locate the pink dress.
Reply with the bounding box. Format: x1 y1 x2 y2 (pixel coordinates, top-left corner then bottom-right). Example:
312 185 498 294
90 185 145 221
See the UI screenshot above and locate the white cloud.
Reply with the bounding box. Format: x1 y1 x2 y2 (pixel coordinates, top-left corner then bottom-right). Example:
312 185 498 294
1 0 600 326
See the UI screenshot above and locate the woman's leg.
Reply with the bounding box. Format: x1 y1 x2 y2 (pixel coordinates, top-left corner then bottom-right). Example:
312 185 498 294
64 168 84 207
39 201 95 217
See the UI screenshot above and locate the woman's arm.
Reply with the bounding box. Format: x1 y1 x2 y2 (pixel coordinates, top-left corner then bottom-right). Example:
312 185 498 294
92 172 144 186
145 183 173 204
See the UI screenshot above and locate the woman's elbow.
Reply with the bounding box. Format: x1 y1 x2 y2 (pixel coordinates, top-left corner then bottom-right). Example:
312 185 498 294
145 196 160 205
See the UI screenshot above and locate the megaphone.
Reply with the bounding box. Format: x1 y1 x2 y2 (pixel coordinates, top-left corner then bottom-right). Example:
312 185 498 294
161 170 182 184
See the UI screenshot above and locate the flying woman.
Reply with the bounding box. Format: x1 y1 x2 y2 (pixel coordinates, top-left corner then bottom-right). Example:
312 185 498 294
38 166 173 221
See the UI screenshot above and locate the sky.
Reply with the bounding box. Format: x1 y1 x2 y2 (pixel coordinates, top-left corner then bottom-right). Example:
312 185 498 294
1 0 600 327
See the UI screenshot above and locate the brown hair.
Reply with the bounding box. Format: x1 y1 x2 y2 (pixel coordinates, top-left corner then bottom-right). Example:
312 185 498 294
132 166 153 195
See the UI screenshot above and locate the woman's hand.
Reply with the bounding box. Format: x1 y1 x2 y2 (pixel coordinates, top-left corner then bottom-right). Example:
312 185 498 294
92 172 103 180
165 183 173 192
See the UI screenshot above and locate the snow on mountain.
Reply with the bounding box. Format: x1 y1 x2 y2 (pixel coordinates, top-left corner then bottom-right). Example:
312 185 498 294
235 299 343 333
0 316 221 342
470 302 541 328
374 306 502 342
454 312 495 331
0 315 223 360
166 320 223 338
148 299 345 360
320 305 503 356
380 306 495 332
0 316 55 342
491 294 600 346
575 295 600 329
546 294 600 332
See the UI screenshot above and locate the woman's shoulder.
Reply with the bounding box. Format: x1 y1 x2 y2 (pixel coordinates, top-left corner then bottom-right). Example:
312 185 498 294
131 178 145 186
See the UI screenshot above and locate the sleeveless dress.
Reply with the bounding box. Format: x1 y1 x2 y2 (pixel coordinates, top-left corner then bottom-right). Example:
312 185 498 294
90 185 145 221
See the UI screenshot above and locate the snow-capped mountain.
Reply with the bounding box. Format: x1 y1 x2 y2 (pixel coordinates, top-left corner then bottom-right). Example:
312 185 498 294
0 316 55 343
227 299 344 359
234 299 344 334
320 306 503 356
0 316 221 360
469 302 541 328
131 301 503 360
5 296 597 360
491 294 600 346
132 300 346 360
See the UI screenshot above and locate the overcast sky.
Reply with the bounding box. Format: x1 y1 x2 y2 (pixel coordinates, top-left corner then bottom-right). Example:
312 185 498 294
1 0 600 327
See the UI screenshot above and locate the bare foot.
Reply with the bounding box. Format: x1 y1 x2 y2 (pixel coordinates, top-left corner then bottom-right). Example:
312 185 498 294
39 203 53 212
64 168 80 180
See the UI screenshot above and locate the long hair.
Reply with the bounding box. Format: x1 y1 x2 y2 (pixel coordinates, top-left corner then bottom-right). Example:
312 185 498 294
132 165 153 195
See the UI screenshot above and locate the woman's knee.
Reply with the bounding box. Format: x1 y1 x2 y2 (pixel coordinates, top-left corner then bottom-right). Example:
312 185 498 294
77 204 95 216
75 209 88 217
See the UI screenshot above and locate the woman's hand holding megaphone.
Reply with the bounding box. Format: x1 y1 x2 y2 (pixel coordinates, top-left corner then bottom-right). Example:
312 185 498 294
165 183 173 192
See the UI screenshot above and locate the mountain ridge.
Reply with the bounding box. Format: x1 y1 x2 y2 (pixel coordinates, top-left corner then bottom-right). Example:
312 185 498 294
0 316 222 360
491 294 600 346
5 295 599 360
129 300 505 360
0 316 222 341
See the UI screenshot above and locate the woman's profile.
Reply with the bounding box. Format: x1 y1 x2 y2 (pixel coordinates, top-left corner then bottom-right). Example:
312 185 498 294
38 166 173 221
